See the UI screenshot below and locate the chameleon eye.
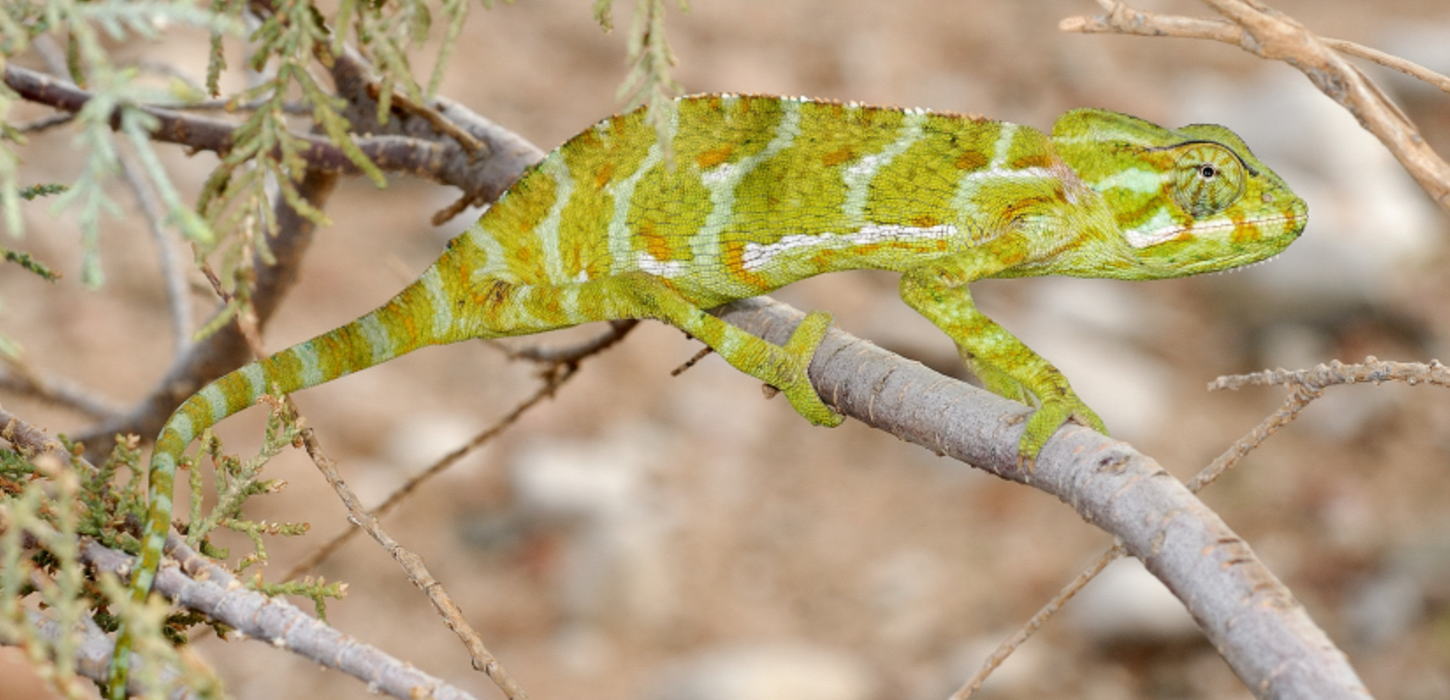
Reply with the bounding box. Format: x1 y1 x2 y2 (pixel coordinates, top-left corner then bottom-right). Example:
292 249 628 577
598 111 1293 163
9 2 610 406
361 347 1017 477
1171 143 1244 218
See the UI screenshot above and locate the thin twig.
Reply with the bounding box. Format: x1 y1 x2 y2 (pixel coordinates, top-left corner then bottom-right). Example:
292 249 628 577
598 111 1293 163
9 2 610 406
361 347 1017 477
503 320 639 364
365 81 487 156
0 364 123 421
117 144 194 357
951 547 1121 699
669 345 713 377
145 97 315 115
17 112 76 132
1209 356 1450 392
1321 37 1450 95
298 427 528 700
283 363 576 579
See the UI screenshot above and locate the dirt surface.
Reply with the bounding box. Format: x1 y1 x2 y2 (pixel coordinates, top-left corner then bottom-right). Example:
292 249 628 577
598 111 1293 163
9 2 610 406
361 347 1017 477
5 2 1450 699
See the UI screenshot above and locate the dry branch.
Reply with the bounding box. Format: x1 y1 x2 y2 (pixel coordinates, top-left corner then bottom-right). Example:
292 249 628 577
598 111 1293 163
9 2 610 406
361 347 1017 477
2 65 451 182
81 537 481 700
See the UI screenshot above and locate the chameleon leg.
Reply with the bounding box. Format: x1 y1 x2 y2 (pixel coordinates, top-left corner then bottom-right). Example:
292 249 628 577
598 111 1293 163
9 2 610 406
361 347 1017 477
898 259 1106 466
588 273 843 426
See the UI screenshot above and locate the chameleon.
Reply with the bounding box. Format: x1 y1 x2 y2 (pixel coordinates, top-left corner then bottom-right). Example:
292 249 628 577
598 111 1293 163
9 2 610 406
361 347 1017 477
108 93 1305 695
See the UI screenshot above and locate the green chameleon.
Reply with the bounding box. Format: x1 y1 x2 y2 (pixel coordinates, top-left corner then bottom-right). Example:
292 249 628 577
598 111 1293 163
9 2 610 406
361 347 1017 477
108 94 1305 695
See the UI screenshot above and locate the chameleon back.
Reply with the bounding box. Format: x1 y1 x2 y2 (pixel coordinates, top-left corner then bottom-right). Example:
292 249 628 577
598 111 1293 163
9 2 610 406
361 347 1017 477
455 94 1082 308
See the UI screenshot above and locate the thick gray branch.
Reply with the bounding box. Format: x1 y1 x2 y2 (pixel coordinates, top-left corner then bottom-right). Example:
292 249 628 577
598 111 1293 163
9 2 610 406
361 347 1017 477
717 297 1370 699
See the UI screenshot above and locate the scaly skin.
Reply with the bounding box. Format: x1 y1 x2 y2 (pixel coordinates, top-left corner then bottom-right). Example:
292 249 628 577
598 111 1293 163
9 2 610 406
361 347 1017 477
108 94 1306 696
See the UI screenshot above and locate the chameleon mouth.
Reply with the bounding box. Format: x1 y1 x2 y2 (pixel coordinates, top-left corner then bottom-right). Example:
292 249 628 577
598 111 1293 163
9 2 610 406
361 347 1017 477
1126 213 1304 249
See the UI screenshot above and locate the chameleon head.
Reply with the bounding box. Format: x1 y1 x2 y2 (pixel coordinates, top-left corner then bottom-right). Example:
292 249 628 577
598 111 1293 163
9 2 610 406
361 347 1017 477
1050 109 1307 279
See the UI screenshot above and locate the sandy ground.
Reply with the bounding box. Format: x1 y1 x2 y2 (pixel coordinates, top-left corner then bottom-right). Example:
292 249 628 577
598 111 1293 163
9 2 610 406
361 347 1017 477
4 1 1450 698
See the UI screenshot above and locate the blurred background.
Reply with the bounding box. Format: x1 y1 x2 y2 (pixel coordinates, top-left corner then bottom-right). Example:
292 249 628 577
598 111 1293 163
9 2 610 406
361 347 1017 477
3 1 1449 698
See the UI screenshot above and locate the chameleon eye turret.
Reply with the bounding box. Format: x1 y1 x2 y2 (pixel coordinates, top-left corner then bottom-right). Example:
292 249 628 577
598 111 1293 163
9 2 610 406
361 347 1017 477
1170 142 1246 218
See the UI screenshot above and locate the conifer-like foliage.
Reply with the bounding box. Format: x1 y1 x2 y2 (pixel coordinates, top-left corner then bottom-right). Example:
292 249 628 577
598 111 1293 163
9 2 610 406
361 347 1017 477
0 1 680 696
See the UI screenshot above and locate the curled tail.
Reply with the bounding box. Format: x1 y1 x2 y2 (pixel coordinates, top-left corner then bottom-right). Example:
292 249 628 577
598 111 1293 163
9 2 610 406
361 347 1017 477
107 265 457 696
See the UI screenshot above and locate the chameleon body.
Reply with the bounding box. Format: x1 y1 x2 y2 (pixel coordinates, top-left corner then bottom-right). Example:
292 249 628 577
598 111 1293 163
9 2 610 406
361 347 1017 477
109 94 1305 694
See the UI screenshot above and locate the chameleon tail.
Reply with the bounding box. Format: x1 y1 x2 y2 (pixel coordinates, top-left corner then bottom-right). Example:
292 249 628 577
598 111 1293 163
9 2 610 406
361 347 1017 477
107 272 448 697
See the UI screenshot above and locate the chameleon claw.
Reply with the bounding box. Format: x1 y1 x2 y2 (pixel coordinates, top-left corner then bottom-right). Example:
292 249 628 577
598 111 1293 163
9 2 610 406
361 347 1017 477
1015 399 1107 470
777 311 844 427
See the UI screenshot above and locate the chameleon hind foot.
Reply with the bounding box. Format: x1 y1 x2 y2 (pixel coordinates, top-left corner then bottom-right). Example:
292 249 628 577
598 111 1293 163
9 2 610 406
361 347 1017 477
775 311 843 427
1016 397 1107 469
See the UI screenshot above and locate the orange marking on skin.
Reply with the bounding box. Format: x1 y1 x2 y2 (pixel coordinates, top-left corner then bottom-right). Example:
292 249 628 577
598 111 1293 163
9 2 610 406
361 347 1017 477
822 147 855 166
912 214 941 228
636 219 676 263
1009 153 1052 169
574 128 601 150
1000 247 1028 267
1230 216 1259 244
722 240 773 290
594 161 615 189
1001 194 1054 225
955 150 989 170
696 145 734 169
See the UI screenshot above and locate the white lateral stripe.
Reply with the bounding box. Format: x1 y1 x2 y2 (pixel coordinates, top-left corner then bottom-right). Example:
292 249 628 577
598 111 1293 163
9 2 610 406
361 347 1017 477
1124 208 1187 248
741 223 958 272
636 250 687 278
421 266 453 337
535 154 572 284
199 383 228 424
358 313 394 364
294 341 324 388
692 100 804 268
842 110 927 225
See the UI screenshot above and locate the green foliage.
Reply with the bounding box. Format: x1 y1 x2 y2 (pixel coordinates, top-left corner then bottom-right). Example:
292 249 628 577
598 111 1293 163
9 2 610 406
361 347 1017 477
0 439 221 697
2 246 58 280
596 0 687 155
184 397 310 570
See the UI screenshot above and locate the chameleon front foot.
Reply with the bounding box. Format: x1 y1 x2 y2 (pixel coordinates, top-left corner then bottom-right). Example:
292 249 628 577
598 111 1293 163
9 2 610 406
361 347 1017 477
1017 398 1107 469
775 311 844 427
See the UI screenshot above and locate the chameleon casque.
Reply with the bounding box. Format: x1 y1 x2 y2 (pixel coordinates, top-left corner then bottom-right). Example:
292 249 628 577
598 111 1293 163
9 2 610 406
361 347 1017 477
109 93 1306 693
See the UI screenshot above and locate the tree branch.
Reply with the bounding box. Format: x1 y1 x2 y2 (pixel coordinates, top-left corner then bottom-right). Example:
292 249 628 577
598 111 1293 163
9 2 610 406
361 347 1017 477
78 536 480 700
2 64 452 182
716 297 1370 699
